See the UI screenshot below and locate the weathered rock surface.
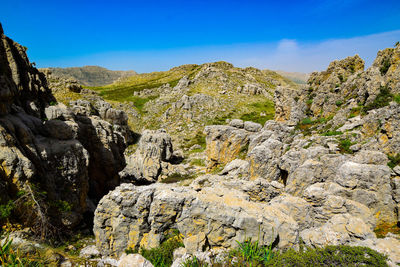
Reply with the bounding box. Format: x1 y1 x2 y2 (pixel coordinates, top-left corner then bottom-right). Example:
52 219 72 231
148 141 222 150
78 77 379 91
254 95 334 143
0 24 132 231
94 178 298 257
119 129 177 183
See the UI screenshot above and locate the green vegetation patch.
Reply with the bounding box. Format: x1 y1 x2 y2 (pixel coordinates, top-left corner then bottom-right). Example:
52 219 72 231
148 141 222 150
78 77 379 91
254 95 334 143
88 65 198 102
127 230 183 267
374 222 400 238
338 138 355 154
380 58 391 76
268 245 388 267
394 94 400 104
362 85 393 113
387 153 400 169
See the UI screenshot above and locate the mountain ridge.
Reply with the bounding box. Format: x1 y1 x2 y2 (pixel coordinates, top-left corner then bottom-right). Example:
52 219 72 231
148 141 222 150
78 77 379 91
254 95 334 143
43 65 137 86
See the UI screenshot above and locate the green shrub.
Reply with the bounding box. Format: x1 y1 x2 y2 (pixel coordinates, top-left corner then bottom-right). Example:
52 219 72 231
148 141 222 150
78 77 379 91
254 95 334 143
268 245 388 266
52 200 72 212
49 101 58 106
138 231 183 267
335 100 343 107
0 201 14 220
394 94 400 104
387 154 400 169
300 117 313 125
306 99 313 105
380 58 391 75
362 86 393 113
338 139 354 154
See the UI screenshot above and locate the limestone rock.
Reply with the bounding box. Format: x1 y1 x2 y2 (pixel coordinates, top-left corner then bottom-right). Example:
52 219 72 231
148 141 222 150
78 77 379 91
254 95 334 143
119 129 174 183
79 245 100 259
204 125 250 170
118 254 154 267
94 182 299 257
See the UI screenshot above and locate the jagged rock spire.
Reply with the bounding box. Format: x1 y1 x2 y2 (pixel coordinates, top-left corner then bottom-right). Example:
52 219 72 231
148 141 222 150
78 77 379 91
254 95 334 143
0 22 3 35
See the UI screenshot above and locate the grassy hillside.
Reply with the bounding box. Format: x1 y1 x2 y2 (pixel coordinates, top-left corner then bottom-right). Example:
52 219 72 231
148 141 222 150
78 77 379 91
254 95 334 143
60 62 296 151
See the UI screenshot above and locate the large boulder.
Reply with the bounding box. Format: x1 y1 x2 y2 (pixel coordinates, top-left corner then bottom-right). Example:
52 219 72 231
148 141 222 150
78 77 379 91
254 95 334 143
119 129 174 183
94 179 299 257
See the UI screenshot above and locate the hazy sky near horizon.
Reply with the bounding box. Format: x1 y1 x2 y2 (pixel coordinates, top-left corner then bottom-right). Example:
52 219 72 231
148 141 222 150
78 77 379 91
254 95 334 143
1 0 400 73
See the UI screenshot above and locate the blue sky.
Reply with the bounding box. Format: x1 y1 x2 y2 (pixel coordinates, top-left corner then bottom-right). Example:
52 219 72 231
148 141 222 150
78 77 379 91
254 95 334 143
1 0 400 73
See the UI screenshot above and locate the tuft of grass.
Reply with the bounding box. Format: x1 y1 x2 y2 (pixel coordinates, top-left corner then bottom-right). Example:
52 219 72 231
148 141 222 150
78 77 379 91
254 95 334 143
182 256 209 267
387 154 400 169
335 100 343 107
184 131 207 150
131 95 158 113
338 138 354 154
0 237 47 266
240 112 272 126
230 238 274 266
190 158 205 167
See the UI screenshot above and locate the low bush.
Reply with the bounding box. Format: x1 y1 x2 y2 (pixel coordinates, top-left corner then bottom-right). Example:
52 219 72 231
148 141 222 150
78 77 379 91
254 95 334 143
268 245 388 267
362 85 393 113
133 230 184 267
338 138 354 154
380 58 391 76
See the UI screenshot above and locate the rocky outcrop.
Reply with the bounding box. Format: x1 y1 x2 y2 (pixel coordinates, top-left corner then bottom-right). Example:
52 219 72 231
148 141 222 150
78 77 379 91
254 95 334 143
0 24 131 233
204 120 263 170
119 129 176 183
274 86 307 125
94 178 298 257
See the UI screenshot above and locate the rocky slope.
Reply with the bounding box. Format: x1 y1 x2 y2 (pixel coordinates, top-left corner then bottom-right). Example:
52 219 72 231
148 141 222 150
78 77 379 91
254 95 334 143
83 62 297 156
44 66 137 86
0 24 134 237
93 43 400 266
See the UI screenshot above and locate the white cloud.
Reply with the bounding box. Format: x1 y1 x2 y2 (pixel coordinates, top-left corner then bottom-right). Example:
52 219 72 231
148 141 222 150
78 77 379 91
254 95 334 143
36 30 400 73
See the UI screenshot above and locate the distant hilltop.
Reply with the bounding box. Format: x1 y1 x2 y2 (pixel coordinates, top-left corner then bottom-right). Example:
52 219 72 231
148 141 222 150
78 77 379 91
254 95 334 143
275 70 310 84
42 66 137 86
